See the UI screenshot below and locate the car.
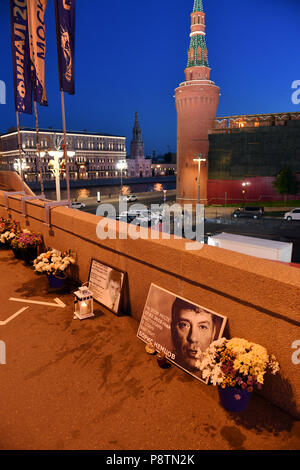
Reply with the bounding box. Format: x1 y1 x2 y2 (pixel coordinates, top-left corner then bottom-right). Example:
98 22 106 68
232 206 264 219
71 201 86 209
122 194 138 202
284 208 300 221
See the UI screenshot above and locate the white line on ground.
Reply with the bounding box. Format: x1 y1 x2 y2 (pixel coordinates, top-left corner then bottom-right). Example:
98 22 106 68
0 307 29 326
9 298 66 308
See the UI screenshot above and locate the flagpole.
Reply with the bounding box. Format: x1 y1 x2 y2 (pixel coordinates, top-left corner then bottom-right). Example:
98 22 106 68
16 111 25 193
60 89 71 205
26 0 45 198
34 100 45 197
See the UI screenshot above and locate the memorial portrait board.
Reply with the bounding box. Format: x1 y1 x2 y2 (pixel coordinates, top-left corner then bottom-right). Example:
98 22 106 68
88 259 124 315
137 284 227 383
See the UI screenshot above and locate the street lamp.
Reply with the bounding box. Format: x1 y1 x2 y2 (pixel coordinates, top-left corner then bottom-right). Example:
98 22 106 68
14 158 28 177
241 181 251 202
48 149 76 201
193 154 207 204
116 159 128 194
48 150 63 202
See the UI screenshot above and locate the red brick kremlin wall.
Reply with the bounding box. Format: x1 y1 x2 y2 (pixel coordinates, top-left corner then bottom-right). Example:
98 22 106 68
208 175 300 205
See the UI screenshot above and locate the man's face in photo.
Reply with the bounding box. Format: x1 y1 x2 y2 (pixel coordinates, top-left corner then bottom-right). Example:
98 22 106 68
108 279 121 304
174 309 216 372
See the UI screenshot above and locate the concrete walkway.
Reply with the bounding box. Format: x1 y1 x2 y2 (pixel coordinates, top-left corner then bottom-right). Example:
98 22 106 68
0 249 299 451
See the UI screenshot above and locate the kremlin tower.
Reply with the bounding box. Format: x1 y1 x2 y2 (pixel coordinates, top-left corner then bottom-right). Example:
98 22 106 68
175 0 220 204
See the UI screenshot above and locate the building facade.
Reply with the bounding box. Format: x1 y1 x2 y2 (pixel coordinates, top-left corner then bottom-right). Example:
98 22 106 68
175 0 220 204
206 112 300 203
127 113 152 178
151 163 176 177
209 112 300 179
0 128 127 182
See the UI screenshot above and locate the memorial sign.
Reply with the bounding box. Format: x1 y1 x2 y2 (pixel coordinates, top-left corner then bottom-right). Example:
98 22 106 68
137 284 227 382
88 259 124 315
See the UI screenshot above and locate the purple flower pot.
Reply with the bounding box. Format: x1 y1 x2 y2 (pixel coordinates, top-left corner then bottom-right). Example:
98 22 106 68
218 386 252 412
47 274 67 289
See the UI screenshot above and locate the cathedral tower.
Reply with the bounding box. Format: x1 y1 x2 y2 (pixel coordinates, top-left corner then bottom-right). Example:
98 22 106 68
127 112 152 177
130 112 145 160
175 0 220 204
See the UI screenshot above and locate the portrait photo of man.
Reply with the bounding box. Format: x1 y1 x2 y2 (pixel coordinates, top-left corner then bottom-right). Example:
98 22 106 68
101 268 123 313
137 284 227 382
171 297 223 376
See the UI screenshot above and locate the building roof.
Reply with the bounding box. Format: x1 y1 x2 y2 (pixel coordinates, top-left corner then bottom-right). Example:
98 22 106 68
216 112 300 120
1 127 125 139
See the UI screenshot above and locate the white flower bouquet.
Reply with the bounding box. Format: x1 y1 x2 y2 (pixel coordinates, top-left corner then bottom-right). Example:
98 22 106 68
0 230 16 245
33 249 76 277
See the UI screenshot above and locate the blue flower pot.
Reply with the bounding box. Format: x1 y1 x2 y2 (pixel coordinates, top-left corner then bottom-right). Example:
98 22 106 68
218 386 252 412
47 274 67 289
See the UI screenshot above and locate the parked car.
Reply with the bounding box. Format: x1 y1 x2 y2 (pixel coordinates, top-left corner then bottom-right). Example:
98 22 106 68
284 208 300 221
122 194 138 202
118 211 136 222
232 207 264 219
71 201 86 209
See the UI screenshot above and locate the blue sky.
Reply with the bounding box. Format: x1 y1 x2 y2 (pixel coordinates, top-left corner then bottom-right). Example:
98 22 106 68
1 0 299 156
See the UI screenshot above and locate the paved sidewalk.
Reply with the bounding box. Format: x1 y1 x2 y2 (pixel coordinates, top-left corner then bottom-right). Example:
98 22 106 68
0 249 299 450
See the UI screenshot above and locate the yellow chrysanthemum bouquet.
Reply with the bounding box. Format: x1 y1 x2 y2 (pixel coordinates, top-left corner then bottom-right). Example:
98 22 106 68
196 337 280 400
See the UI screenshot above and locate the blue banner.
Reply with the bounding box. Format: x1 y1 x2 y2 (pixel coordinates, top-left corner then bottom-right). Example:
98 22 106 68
10 0 32 114
27 0 48 106
55 0 75 95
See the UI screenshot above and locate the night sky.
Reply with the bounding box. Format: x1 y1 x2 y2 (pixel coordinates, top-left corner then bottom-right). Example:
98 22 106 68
1 0 299 156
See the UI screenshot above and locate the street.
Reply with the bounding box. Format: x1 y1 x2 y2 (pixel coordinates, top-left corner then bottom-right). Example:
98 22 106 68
78 195 300 264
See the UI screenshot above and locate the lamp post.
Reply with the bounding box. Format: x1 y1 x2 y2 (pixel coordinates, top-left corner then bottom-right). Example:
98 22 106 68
14 158 28 175
241 181 250 203
48 149 76 201
116 159 128 194
49 150 63 201
193 155 207 204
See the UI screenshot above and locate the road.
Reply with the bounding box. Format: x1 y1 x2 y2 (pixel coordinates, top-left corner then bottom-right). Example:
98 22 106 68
80 191 177 215
76 194 300 263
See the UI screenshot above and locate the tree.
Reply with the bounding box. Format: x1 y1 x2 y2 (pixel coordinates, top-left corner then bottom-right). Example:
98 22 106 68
273 167 299 201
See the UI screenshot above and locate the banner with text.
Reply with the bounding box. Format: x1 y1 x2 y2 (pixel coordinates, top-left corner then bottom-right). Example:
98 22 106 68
54 0 75 95
27 0 48 106
10 0 32 114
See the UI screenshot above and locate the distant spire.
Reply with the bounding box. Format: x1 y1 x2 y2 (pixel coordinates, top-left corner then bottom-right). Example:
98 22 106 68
130 112 145 159
132 112 142 142
193 0 203 12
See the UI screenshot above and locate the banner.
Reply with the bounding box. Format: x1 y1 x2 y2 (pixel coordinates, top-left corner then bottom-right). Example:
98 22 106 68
26 0 48 106
10 0 32 114
54 0 75 95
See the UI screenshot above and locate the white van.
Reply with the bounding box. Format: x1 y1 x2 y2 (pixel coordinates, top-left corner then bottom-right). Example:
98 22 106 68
71 201 86 209
284 208 300 221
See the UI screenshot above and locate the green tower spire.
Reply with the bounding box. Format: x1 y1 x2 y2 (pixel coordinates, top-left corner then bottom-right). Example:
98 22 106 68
187 0 209 69
193 0 203 12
